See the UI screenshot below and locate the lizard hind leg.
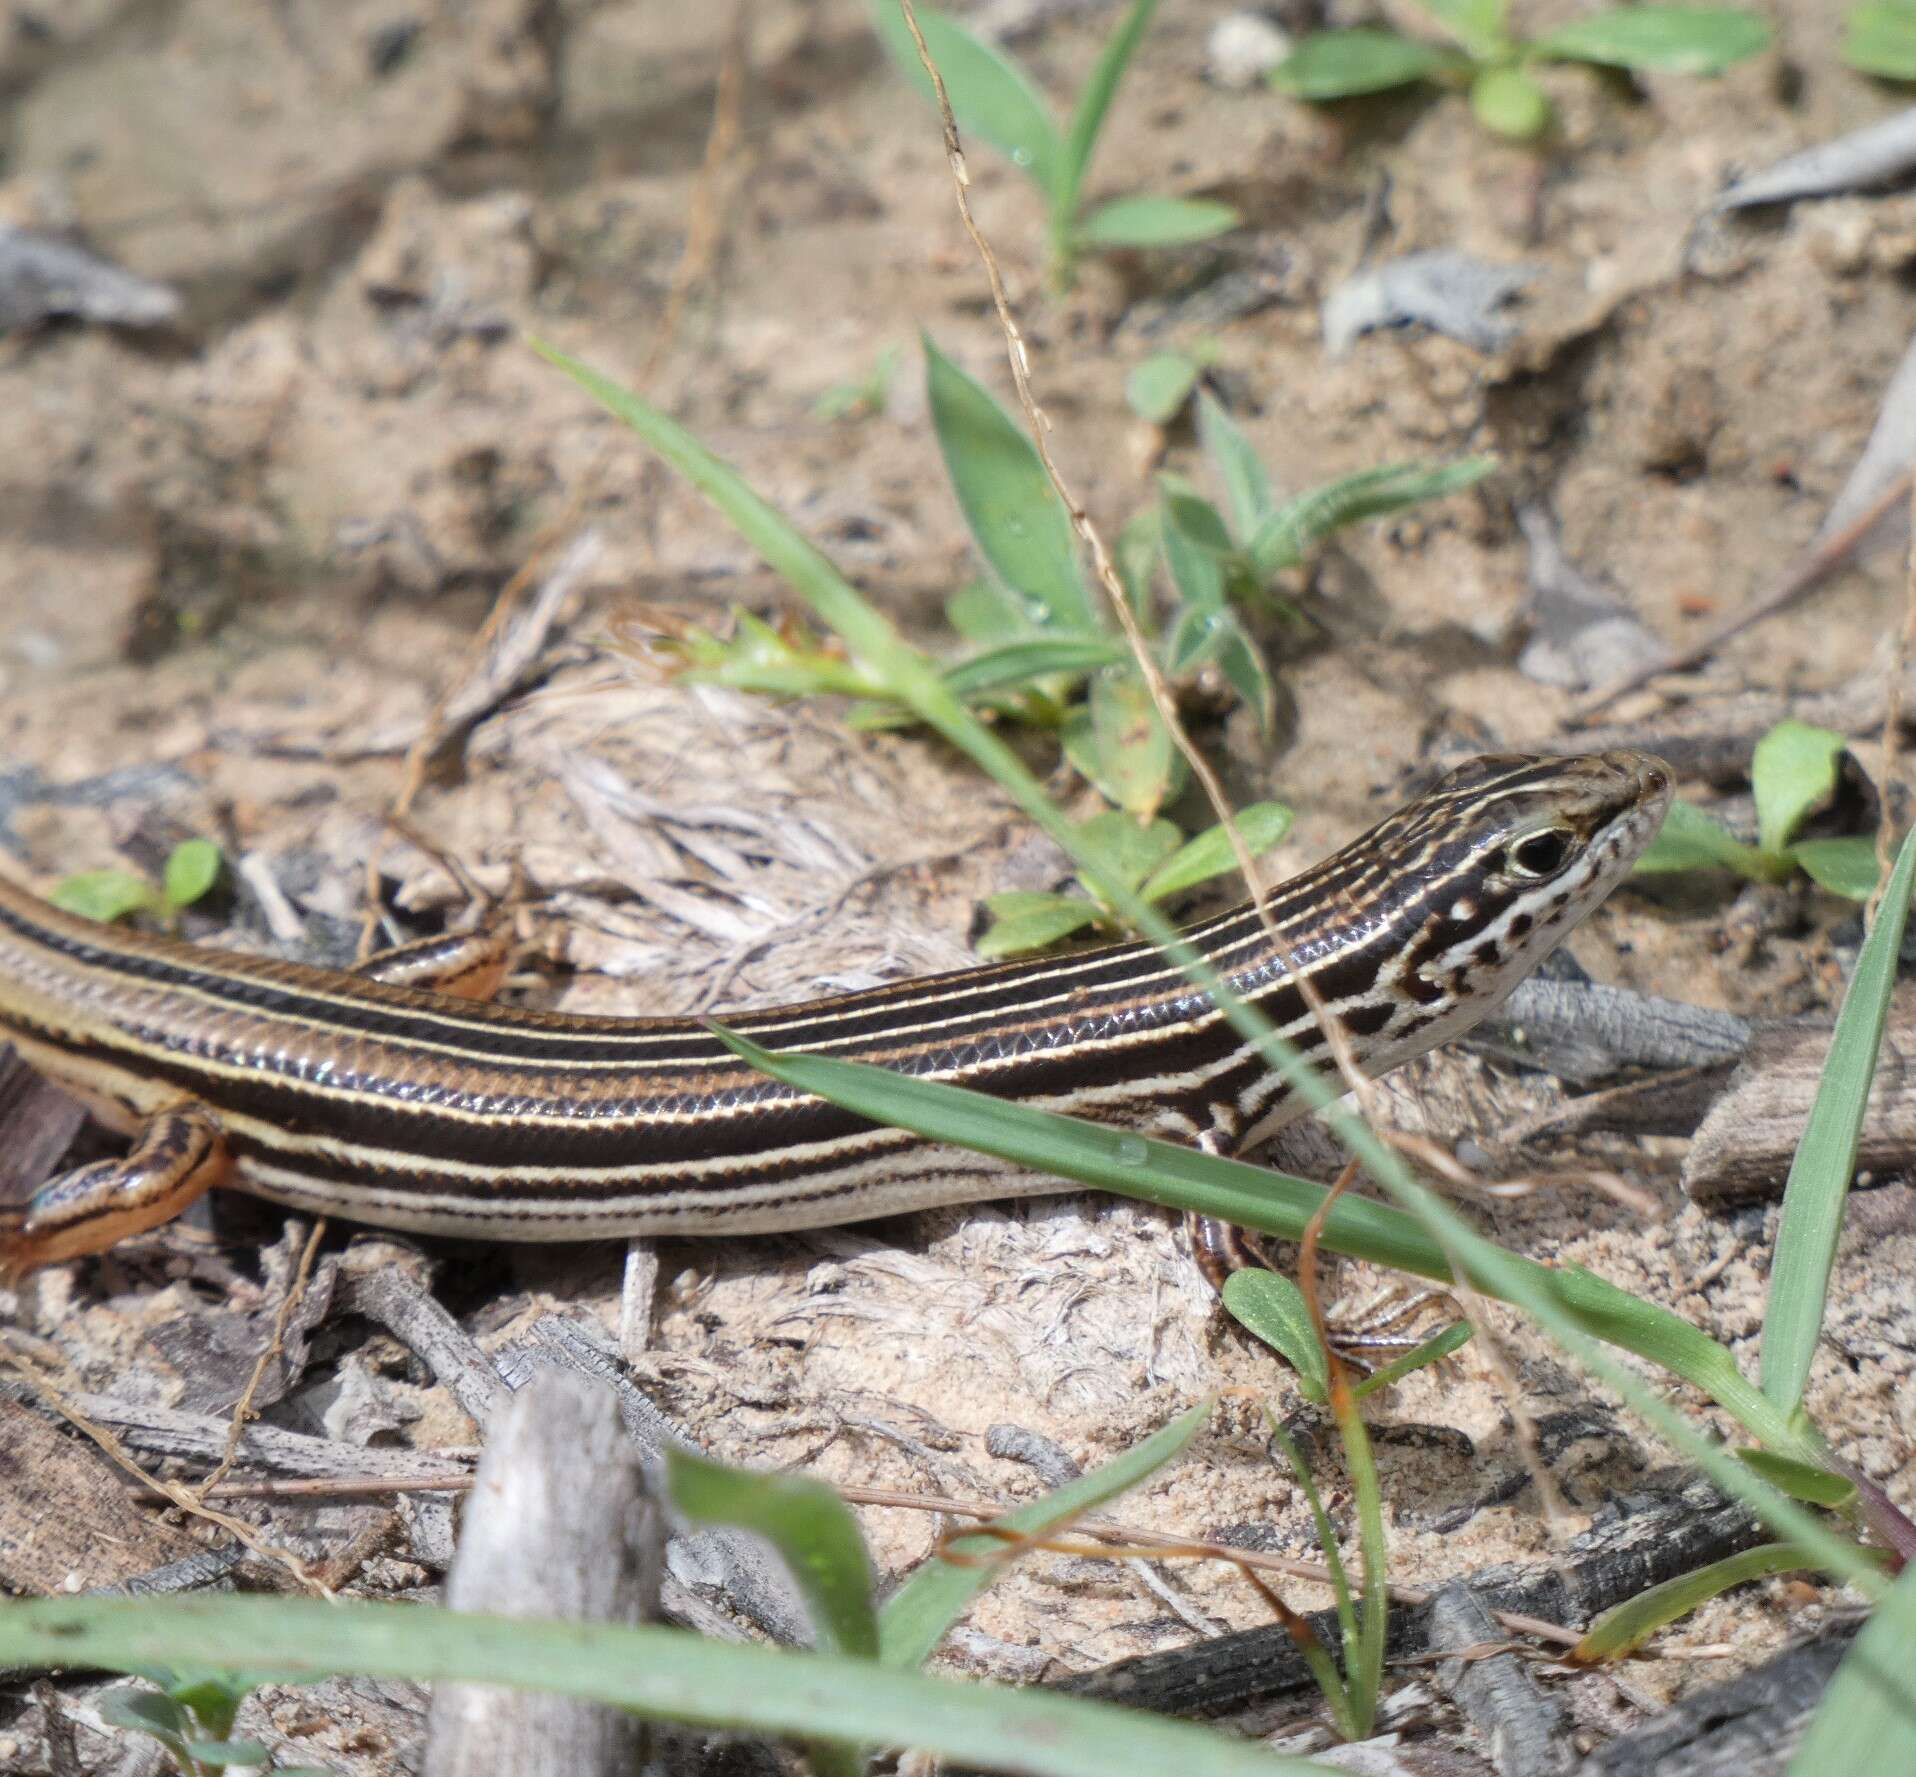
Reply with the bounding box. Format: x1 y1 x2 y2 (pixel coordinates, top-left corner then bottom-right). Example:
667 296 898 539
0 1103 230 1279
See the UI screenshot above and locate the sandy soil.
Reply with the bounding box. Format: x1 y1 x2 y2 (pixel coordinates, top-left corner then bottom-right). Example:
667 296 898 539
0 0 1911 1771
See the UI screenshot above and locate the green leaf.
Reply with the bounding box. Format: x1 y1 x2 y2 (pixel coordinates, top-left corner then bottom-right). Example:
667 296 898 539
1269 30 1460 97
1126 352 1203 424
1531 5 1773 72
1573 1544 1810 1661
1114 506 1163 626
1197 390 1274 542
1215 621 1278 739
100 1686 190 1738
976 893 1105 958
1077 195 1241 248
1417 0 1512 56
1161 486 1234 614
1138 802 1294 902
1247 458 1495 580
0 1592 1331 1777
1073 809 1184 896
924 336 1097 634
667 1448 878 1660
947 577 1035 644
1064 668 1177 819
1470 64 1553 136
878 1402 1213 1668
1058 0 1161 222
1789 1558 1916 1775
1761 825 1916 1412
1632 799 1784 882
161 838 222 911
1844 0 1916 78
1752 720 1849 855
1790 835 1884 901
1223 1270 1331 1403
871 2 1063 197
185 1741 274 1767
49 868 161 924
1349 1321 1472 1400
1736 1447 1858 1508
1163 603 1233 675
944 636 1128 696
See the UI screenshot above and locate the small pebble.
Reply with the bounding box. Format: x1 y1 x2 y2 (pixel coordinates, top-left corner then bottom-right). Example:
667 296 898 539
1207 11 1292 87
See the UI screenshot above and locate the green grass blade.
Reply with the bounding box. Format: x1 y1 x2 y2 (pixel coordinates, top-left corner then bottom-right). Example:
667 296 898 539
1197 390 1275 542
924 336 1099 635
871 1 1063 197
877 1402 1211 1669
1573 1544 1811 1661
0 1594 1323 1777
1760 826 1916 1412
944 636 1128 695
1056 0 1160 223
1788 1560 1916 1776
667 1449 879 1659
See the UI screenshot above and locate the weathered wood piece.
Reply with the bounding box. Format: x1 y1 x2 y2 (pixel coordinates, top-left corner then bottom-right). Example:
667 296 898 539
422 1368 660 1777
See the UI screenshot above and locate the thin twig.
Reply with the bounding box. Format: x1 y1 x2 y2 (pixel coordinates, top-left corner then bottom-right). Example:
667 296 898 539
195 1216 328 1500
1573 469 1913 719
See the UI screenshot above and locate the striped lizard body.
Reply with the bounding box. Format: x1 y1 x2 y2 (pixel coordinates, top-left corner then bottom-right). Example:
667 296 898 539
0 751 1670 1272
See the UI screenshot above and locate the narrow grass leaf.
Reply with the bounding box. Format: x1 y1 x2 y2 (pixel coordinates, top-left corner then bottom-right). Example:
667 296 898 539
1572 1544 1810 1661
925 337 1098 634
1247 459 1494 579
0 1593 1324 1777
1736 1447 1857 1508
1057 0 1161 220
871 1 1063 197
1078 195 1240 247
877 1402 1212 1668
1530 5 1773 71
1788 1559 1916 1776
1269 30 1459 96
1217 622 1278 738
1760 825 1916 1411
1139 802 1294 902
1197 391 1275 541
1349 1321 1472 1401
667 1449 878 1660
943 636 1128 696
1265 1420 1362 1736
1751 720 1848 855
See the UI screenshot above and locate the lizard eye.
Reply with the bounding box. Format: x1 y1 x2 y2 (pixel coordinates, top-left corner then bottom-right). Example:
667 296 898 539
1507 828 1573 879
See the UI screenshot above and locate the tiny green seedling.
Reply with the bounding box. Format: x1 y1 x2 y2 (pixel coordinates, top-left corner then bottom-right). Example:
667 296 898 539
814 345 902 423
1270 0 1772 140
873 0 1239 288
1843 0 1916 76
1633 721 1884 900
977 801 1293 957
52 838 223 927
99 1667 331 1776
659 344 1491 855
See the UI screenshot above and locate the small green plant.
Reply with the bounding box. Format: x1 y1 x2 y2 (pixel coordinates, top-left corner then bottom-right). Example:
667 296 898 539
1843 0 1916 77
1269 0 1772 140
662 341 1490 843
1123 345 1219 424
1633 721 1885 900
815 345 902 423
98 1667 330 1775
977 801 1293 956
872 0 1240 289
52 839 223 926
